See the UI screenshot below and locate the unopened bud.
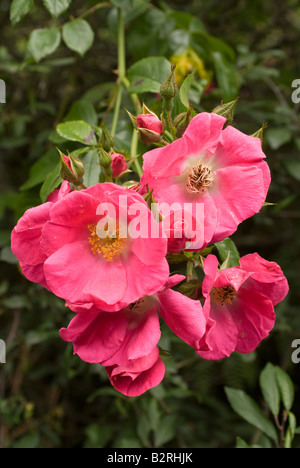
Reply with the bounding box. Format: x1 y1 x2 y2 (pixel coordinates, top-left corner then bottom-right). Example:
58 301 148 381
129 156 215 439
174 109 194 138
137 113 163 135
110 152 127 178
136 112 163 145
125 108 137 129
160 65 178 100
251 122 268 143
99 147 112 168
137 127 162 145
100 123 114 152
212 98 239 126
142 103 155 115
59 150 85 185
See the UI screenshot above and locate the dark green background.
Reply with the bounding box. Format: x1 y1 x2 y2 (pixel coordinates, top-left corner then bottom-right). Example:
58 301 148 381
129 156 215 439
0 0 299 448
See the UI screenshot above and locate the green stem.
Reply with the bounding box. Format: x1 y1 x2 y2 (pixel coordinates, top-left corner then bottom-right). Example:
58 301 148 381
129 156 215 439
111 83 123 138
186 260 194 282
130 130 143 178
117 9 126 81
116 9 143 177
121 76 142 114
78 2 111 19
110 8 126 137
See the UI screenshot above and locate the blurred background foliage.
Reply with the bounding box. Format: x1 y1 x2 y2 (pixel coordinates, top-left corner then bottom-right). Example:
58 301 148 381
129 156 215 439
0 0 300 448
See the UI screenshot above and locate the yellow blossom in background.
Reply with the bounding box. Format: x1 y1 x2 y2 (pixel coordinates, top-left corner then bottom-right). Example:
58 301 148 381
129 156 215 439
170 48 212 85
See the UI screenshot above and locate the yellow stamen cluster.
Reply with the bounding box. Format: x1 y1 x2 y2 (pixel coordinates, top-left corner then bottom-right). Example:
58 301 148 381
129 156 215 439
211 285 237 306
88 224 126 262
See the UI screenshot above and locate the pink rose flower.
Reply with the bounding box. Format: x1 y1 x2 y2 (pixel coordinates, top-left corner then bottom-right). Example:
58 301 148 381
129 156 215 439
110 153 127 178
60 275 206 395
197 253 289 360
161 205 213 253
12 183 170 311
11 181 71 289
60 275 206 364
106 351 165 397
141 112 271 247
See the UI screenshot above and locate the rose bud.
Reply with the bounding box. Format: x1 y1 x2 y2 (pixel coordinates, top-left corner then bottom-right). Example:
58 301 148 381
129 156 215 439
59 150 85 186
137 113 163 135
110 152 127 178
137 114 163 145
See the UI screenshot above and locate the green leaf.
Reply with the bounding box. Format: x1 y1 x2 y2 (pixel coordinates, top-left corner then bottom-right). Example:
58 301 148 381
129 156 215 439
40 163 62 203
20 149 59 191
153 415 176 448
167 11 206 33
84 424 114 449
180 71 195 108
148 399 160 432
211 51 240 101
225 387 278 441
200 33 236 62
110 0 150 24
283 158 300 182
236 437 264 449
288 412 297 440
126 10 174 59
111 0 148 6
10 0 34 25
81 150 101 187
62 19 95 57
259 363 280 417
215 237 240 268
266 128 292 150
28 27 61 62
64 100 98 126
236 437 251 448
12 432 41 449
0 248 20 265
275 367 295 411
136 412 151 446
42 0 71 18
128 57 172 94
56 120 96 145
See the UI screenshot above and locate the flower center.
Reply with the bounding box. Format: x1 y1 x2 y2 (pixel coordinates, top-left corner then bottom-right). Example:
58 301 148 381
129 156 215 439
127 297 149 315
88 224 126 262
185 164 214 194
211 285 237 306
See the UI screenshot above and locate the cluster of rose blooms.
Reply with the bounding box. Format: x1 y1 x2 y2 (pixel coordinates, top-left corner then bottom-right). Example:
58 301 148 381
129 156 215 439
11 108 289 397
